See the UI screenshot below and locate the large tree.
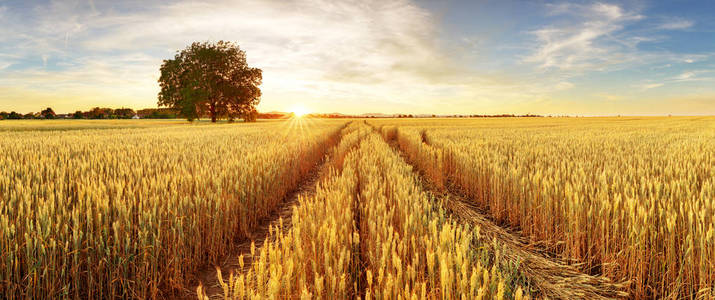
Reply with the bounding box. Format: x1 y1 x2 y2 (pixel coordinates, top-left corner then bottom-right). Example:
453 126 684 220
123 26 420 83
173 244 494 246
158 41 262 122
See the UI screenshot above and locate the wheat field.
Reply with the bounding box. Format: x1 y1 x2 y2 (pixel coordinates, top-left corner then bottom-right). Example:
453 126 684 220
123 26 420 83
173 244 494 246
0 120 345 299
369 117 715 299
1 117 713 299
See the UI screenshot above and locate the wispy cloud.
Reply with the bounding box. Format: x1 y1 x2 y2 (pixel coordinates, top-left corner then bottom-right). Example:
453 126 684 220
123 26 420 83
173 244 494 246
0 0 473 113
78 0 457 86
635 82 663 90
658 19 694 30
671 70 715 83
675 71 696 81
0 0 576 115
0 0 713 115
677 54 711 64
524 3 644 72
554 81 574 90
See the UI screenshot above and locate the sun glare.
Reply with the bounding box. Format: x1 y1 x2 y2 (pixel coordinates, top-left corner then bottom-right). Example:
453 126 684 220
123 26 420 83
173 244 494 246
292 106 309 118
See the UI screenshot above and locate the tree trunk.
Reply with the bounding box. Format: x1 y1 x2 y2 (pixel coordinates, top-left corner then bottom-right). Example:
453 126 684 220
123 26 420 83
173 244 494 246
210 102 217 123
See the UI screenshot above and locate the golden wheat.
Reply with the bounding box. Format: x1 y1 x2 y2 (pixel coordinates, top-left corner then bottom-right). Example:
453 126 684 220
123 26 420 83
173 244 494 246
355 133 526 299
208 121 367 298
211 124 529 299
9 117 704 299
0 120 345 299
370 117 714 299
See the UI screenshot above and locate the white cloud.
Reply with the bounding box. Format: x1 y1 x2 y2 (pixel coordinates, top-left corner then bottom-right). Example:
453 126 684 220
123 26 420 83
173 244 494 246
0 0 474 113
0 0 713 115
554 81 574 90
635 83 663 90
675 71 695 81
41 55 49 68
77 0 454 87
525 2 644 71
666 70 715 84
659 19 694 30
1 0 581 115
591 2 628 20
678 54 712 64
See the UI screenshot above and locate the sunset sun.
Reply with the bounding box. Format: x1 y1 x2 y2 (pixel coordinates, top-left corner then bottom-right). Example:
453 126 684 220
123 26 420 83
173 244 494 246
291 106 310 118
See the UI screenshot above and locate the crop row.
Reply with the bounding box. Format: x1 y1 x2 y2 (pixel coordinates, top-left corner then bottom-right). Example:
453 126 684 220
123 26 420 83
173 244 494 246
0 121 345 299
209 123 528 299
373 117 714 299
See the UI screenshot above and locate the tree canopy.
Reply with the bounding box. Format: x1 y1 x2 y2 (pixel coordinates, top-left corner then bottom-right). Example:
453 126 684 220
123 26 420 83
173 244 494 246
40 107 56 119
158 41 262 122
68 107 137 119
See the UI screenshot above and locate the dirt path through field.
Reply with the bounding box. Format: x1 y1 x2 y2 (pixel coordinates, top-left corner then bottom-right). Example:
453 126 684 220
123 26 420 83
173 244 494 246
180 127 346 299
379 127 628 300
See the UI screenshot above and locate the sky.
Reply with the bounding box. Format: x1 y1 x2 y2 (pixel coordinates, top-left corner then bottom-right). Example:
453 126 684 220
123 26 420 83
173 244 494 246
0 0 714 116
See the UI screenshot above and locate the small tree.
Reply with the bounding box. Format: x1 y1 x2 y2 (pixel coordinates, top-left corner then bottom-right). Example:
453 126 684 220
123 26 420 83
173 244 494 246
40 107 56 119
8 111 22 119
73 111 84 119
158 41 262 122
114 108 136 119
86 107 112 119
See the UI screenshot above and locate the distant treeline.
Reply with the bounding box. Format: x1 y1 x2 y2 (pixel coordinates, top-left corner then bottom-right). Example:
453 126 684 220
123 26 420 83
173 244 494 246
454 114 543 118
257 113 291 119
391 114 543 118
0 107 181 120
308 113 544 118
136 108 180 119
0 107 286 120
308 113 354 118
1 108 544 120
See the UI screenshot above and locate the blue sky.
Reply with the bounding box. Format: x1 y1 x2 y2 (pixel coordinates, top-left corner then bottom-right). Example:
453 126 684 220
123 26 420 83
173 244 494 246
0 0 713 115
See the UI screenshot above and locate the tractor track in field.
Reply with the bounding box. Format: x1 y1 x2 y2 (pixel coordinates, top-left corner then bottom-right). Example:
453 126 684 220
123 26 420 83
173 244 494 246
186 163 323 299
179 126 347 300
378 126 629 300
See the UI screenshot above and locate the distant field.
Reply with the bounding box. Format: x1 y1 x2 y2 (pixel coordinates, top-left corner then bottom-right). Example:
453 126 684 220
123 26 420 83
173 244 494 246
1 117 713 299
0 119 290 132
